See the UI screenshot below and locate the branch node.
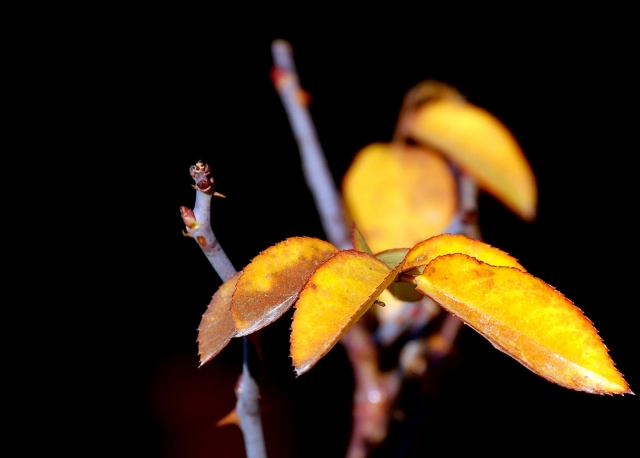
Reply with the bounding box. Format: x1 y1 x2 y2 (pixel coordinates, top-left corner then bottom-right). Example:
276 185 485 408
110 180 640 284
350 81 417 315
190 160 215 194
180 206 200 229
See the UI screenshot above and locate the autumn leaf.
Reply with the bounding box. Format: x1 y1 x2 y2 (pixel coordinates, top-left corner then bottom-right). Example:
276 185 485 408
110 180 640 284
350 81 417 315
342 142 457 253
402 233 524 274
291 250 402 376
414 253 631 394
408 98 537 221
230 236 339 337
197 271 242 367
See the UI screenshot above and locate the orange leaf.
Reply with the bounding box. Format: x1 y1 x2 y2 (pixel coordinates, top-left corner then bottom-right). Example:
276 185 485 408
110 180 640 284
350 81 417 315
342 142 457 253
409 99 537 221
197 271 242 367
291 250 401 375
414 254 631 394
402 233 524 273
231 237 339 337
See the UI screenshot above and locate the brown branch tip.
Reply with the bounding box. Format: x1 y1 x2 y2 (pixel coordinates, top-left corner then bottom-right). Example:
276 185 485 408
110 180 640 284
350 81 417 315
189 160 226 197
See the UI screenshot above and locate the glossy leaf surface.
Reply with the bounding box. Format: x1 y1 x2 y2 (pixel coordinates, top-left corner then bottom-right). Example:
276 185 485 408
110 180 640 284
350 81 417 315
291 250 401 376
409 99 537 221
342 142 457 253
414 254 630 394
403 233 524 273
231 237 339 337
197 271 242 366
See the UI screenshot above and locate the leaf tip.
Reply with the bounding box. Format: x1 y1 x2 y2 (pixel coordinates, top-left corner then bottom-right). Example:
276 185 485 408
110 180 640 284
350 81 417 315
290 354 309 377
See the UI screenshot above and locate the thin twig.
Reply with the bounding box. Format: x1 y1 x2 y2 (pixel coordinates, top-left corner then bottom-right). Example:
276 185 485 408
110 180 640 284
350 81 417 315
181 161 236 281
181 161 267 458
271 40 394 458
271 39 351 250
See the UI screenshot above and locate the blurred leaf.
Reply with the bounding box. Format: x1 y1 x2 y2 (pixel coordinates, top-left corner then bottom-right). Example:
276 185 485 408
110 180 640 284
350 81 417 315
197 271 242 367
376 248 423 301
387 279 425 303
375 248 410 269
291 250 401 375
342 142 457 253
414 254 631 394
409 98 537 221
231 237 339 337
403 233 524 274
351 223 373 254
372 288 407 328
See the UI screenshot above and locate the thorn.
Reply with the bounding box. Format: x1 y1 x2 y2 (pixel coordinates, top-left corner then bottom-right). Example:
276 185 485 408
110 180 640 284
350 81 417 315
213 192 226 198
296 88 312 107
216 408 240 427
181 230 194 238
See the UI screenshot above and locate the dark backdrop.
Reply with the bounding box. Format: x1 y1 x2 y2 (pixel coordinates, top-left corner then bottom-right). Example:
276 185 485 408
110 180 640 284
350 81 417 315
77 12 637 458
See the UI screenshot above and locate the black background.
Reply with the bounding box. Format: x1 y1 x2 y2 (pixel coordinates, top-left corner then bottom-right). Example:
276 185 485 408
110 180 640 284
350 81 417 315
56 10 638 458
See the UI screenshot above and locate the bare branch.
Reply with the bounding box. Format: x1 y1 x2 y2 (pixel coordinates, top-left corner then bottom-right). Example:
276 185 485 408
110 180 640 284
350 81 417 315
271 39 351 250
271 40 393 458
181 160 236 282
182 161 267 458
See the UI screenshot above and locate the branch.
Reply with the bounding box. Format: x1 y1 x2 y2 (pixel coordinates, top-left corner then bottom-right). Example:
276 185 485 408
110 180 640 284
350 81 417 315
270 42 482 458
181 161 236 281
271 40 393 458
271 39 351 250
340 318 401 458
181 161 267 458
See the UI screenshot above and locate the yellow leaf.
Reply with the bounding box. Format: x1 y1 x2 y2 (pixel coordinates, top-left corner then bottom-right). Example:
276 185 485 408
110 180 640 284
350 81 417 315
414 254 631 394
291 250 401 376
197 271 242 367
402 233 524 274
231 237 339 337
409 99 537 221
342 142 457 253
